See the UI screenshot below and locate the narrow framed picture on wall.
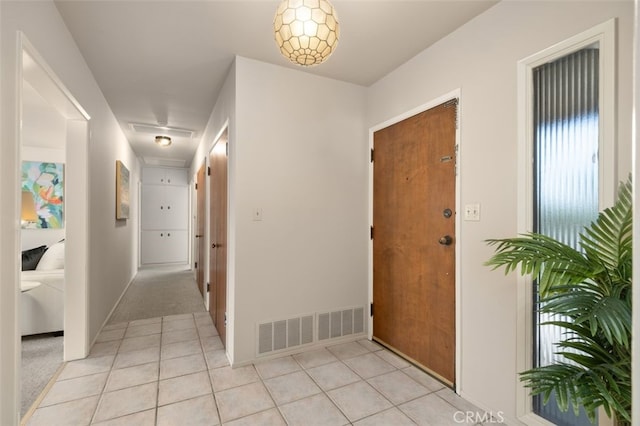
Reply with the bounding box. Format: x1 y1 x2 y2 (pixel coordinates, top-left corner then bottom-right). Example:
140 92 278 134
116 160 130 220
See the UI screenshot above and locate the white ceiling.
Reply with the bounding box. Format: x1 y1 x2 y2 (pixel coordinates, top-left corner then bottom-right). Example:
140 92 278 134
54 0 498 168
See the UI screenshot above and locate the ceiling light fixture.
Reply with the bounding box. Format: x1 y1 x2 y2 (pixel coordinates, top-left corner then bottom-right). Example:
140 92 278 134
130 123 195 139
155 135 172 147
273 0 340 67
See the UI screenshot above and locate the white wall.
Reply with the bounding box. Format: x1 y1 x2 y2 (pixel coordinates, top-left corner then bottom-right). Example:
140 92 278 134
21 88 67 250
232 57 368 364
366 1 633 422
0 1 139 422
22 81 66 148
190 57 368 365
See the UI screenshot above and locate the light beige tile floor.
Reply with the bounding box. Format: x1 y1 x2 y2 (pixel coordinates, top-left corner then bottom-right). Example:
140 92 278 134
26 312 495 425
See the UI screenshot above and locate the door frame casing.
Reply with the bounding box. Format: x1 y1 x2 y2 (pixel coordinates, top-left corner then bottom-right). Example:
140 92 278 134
368 89 462 392
2 32 91 423
19 33 91 361
195 161 206 298
515 19 616 424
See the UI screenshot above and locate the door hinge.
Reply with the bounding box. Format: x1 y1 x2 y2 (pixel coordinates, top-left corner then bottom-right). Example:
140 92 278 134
195 261 198 269
370 225 374 240
370 302 374 317
195 182 198 190
226 143 229 156
370 148 374 163
207 166 211 176
207 282 210 292
224 312 227 325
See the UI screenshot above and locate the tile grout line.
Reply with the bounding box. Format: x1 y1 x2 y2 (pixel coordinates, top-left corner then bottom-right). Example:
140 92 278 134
194 312 223 426
28 327 128 426
153 313 222 424
283 342 445 425
323 345 398 424
292 349 354 425
90 318 161 425
154 316 164 426
254 343 397 424
90 322 126 425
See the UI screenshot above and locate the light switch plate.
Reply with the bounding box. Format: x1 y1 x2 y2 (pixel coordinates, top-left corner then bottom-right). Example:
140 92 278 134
464 203 480 221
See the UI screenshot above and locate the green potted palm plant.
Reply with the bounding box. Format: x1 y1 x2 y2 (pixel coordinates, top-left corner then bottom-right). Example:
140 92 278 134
485 177 632 425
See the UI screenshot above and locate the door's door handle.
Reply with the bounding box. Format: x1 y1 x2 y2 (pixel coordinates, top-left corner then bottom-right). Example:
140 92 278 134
212 243 217 248
439 235 453 245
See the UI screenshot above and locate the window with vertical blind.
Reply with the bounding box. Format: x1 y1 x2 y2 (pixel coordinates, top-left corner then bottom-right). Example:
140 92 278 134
532 47 599 426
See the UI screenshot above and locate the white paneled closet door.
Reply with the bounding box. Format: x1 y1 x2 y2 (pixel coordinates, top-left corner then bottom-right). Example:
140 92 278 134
140 167 189 265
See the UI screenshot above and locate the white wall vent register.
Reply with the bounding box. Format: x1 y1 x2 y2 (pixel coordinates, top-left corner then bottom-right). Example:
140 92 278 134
257 306 366 356
317 307 364 341
258 314 314 355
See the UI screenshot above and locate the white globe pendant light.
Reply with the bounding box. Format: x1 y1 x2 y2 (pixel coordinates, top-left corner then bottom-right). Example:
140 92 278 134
273 0 340 67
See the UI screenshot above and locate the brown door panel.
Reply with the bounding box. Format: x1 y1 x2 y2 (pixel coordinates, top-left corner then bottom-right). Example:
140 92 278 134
373 102 456 385
209 130 229 347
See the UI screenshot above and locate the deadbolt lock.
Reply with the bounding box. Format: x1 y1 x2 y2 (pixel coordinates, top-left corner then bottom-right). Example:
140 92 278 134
443 208 452 218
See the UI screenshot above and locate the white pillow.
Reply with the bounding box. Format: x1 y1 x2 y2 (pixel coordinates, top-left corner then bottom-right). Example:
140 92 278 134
36 241 65 271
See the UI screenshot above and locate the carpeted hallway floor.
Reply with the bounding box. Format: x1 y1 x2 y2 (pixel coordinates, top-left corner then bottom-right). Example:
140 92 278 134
108 264 206 324
21 334 64 416
21 263 203 419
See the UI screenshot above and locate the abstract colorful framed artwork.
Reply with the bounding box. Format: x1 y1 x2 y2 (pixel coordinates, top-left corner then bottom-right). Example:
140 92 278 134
21 161 64 229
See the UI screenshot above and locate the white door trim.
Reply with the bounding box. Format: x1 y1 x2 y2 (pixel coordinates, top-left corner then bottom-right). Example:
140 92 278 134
2 32 92 424
515 19 616 422
18 32 91 359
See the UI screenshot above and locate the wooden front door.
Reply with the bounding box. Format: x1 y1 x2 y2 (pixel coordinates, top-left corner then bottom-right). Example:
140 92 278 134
372 100 457 386
209 129 228 346
196 164 206 296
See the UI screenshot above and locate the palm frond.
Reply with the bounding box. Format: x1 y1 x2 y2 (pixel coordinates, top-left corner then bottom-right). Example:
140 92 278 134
580 178 633 274
485 234 589 295
521 362 631 423
541 291 631 347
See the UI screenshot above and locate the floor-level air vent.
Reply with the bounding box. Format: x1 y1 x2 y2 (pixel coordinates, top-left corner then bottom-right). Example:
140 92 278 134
318 307 365 341
257 315 313 355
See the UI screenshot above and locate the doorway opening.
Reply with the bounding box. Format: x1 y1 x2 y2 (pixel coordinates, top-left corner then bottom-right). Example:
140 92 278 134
18 34 90 418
